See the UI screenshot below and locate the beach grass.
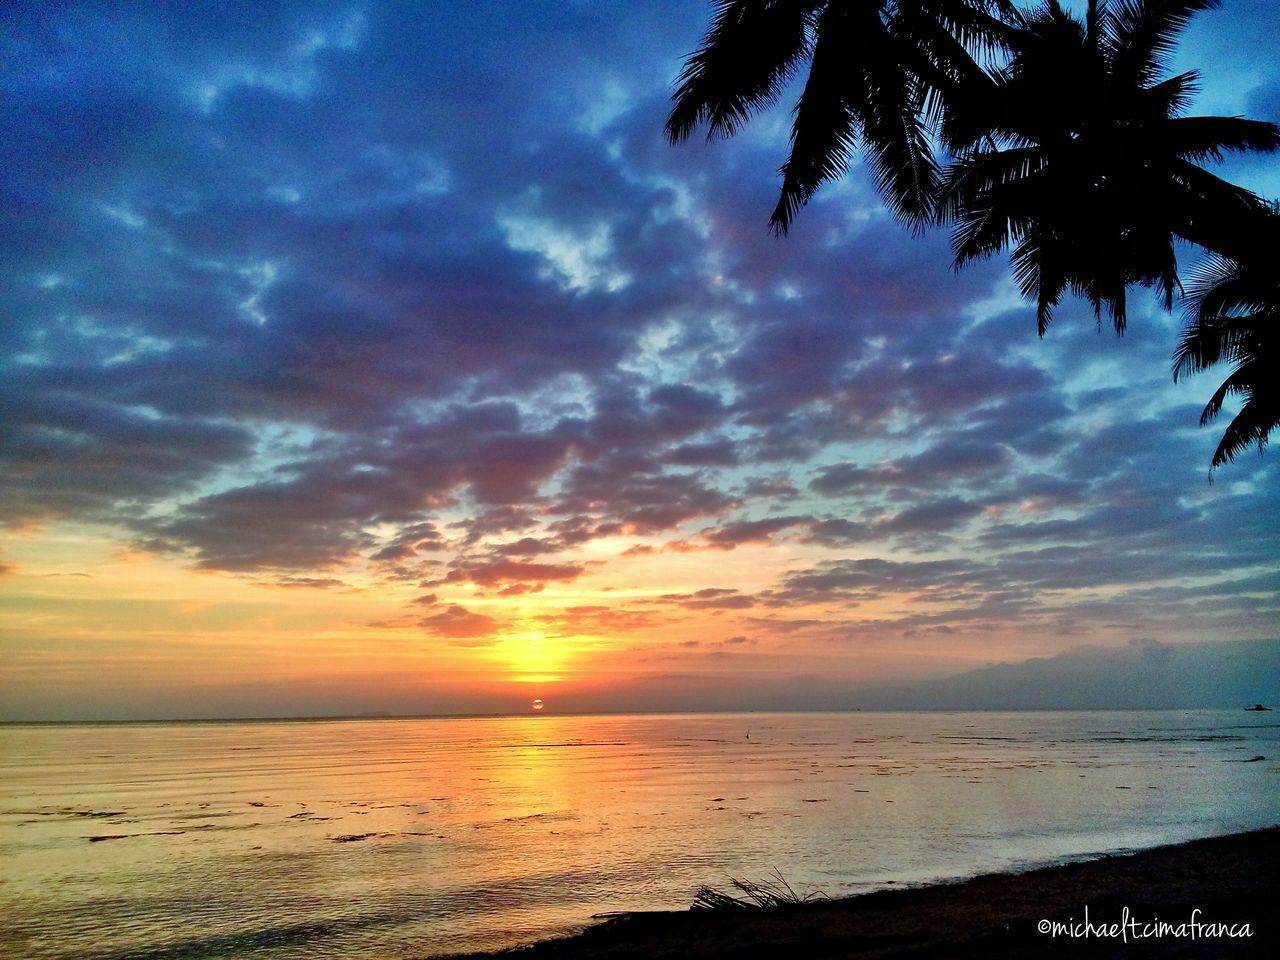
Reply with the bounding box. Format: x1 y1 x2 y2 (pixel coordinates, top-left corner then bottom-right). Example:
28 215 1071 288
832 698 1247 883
690 870 827 910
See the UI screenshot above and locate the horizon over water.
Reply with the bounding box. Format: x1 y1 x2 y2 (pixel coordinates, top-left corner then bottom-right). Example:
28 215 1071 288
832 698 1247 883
2 710 1277 959
7 699 1273 725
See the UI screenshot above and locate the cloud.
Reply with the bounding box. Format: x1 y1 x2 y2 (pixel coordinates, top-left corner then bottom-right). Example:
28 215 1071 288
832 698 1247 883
662 439 739 467
660 587 757 610
0 383 254 527
554 461 740 534
491 537 561 557
782 557 983 599
854 639 1280 710
428 560 587 590
370 522 448 563
256 576 350 590
700 516 809 549
419 604 498 640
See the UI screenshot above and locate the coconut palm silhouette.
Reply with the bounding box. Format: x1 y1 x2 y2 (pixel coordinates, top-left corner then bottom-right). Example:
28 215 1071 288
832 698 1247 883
665 0 1019 232
1174 214 1280 470
666 0 1279 466
938 0 1278 334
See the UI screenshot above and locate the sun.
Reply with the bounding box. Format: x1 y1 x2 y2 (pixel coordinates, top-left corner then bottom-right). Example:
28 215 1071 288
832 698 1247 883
531 698 544 712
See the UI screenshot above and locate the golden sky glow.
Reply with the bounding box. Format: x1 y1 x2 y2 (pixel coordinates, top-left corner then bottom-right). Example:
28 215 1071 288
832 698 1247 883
3 500 1276 721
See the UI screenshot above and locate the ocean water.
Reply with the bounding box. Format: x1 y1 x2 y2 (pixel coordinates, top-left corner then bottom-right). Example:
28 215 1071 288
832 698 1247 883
1 710 1276 959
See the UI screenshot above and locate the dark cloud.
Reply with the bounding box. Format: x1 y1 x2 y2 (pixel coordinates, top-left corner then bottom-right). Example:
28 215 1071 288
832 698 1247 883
809 441 1010 498
554 461 739 534
663 439 740 467
877 497 986 537
0 381 254 526
809 463 877 497
783 557 983 599
660 587 757 610
491 537 561 557
427 560 587 590
700 516 809 549
143 473 384 571
801 518 873 547
456 508 542 544
370 522 447 563
257 577 350 590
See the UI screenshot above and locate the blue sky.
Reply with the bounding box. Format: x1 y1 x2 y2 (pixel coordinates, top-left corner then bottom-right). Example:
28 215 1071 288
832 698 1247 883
1 1 1277 719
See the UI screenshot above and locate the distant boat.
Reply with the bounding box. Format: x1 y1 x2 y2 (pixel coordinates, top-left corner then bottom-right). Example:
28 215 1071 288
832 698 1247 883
1245 703 1272 711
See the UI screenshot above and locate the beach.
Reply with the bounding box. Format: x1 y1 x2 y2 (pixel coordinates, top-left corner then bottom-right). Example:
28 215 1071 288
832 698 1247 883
444 827 1279 959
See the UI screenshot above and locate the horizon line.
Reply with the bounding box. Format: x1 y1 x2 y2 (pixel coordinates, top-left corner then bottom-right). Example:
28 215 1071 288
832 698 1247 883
1 704 1268 726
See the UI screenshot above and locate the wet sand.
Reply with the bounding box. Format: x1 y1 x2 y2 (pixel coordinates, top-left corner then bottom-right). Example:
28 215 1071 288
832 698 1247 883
441 827 1279 959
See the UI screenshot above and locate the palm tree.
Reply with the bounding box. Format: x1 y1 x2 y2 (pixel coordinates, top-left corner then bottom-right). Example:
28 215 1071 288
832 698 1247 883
937 0 1279 334
665 1 1018 233
1173 214 1279 470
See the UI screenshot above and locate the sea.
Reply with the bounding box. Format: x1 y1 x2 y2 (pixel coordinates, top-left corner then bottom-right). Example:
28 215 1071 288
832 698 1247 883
1 710 1276 959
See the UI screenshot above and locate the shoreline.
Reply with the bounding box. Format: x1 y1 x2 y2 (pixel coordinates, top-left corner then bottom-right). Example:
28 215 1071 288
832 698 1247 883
438 827 1278 958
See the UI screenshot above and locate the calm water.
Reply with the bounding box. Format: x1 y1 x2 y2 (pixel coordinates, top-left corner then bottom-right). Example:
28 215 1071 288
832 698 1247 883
1 710 1277 959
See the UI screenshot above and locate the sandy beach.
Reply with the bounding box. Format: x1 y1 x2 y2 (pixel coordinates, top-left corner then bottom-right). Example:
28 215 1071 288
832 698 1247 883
442 827 1279 959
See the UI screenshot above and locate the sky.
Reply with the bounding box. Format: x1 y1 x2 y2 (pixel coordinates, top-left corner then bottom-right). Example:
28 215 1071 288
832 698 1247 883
2 0 1278 721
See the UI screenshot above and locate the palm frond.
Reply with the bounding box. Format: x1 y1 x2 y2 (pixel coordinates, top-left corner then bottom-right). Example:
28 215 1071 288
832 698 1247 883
1200 360 1272 466
769 1 862 233
1183 254 1273 325
669 1 1018 232
1142 71 1198 116
1173 238 1278 470
1107 0 1219 89
1175 313 1265 378
937 146 1046 221
1166 116 1280 163
1210 396 1273 468
1085 0 1108 47
853 40 941 227
666 0 817 143
1169 161 1273 255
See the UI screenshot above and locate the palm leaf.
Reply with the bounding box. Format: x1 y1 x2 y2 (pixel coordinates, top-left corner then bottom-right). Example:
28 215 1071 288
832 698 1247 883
1202 360 1272 466
1107 0 1219 89
1166 116 1280 163
769 1 863 233
666 0 818 143
1174 241 1278 470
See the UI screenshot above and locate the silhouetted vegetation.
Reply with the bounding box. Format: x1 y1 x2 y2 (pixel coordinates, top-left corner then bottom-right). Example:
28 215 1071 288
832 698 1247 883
1174 208 1280 469
691 870 827 909
668 0 1278 469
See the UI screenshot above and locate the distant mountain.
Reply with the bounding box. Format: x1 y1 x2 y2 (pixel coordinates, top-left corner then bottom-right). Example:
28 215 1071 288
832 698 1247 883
854 638 1280 711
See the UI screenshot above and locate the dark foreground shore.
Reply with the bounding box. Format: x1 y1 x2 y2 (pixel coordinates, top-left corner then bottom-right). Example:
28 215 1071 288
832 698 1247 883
441 828 1279 959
